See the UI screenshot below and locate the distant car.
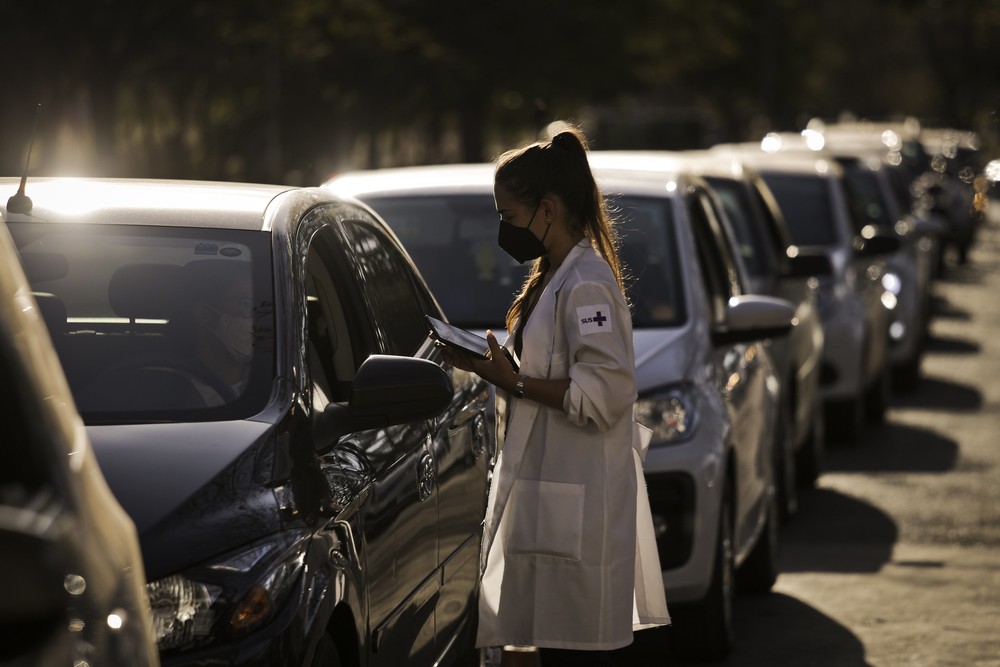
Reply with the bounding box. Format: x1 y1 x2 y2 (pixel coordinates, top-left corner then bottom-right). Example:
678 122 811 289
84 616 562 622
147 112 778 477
711 145 901 442
589 150 832 517
2 177 491 667
326 163 795 660
747 132 936 388
0 216 159 666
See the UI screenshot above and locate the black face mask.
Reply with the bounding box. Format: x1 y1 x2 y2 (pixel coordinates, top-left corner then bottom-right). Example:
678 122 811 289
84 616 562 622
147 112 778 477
498 204 549 264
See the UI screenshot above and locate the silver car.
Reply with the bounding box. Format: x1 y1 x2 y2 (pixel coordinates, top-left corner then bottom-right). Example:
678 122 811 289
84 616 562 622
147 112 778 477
0 213 159 666
325 163 795 660
589 150 832 518
710 145 901 442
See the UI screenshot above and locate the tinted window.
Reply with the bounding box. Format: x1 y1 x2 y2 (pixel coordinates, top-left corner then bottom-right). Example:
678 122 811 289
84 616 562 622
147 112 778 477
340 218 435 356
361 195 527 329
612 195 687 328
704 176 772 277
8 223 274 424
761 174 840 247
840 163 893 229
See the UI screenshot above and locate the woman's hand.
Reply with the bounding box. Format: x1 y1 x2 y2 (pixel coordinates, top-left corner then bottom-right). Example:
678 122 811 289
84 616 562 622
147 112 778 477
440 330 518 393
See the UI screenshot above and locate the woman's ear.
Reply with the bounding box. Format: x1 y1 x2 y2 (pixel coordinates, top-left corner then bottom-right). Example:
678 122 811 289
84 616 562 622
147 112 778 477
539 195 559 224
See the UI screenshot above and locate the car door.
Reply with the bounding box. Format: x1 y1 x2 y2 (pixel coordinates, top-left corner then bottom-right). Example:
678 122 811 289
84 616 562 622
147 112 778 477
297 209 440 665
685 187 773 552
335 216 489 662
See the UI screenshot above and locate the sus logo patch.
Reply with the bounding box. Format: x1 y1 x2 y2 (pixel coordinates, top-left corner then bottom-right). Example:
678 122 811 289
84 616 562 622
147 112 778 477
577 304 611 335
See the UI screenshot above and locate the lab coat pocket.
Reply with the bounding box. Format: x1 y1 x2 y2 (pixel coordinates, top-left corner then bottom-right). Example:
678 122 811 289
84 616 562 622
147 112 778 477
506 480 584 560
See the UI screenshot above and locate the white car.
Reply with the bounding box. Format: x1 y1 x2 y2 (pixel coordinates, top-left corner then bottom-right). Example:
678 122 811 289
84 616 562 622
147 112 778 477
589 150 832 518
710 145 901 442
325 163 795 660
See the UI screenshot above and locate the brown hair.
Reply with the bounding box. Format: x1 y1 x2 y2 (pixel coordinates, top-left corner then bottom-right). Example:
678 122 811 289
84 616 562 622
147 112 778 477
496 126 625 334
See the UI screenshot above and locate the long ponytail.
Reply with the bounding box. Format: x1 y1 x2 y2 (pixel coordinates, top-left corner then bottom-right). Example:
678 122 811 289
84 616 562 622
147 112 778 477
496 127 625 334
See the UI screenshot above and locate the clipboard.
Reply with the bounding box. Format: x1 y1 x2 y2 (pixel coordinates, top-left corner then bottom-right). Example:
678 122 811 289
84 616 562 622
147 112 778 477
426 315 490 359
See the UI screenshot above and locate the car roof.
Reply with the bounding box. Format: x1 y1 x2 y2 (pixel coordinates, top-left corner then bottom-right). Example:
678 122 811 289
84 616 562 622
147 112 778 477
708 143 843 177
326 160 691 201
325 163 497 198
0 177 294 230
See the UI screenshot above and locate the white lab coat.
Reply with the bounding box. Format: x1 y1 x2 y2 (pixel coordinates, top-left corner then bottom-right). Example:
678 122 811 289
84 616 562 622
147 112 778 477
476 240 669 651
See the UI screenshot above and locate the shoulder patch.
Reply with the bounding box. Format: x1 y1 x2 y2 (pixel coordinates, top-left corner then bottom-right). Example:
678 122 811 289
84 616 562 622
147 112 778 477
577 304 612 335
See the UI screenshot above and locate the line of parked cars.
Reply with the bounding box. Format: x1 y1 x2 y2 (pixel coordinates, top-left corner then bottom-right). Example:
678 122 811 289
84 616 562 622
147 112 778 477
323 118 986 661
1 118 986 665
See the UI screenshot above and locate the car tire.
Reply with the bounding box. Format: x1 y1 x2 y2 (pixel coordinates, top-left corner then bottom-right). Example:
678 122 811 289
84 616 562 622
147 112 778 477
774 394 798 522
311 634 343 667
669 485 735 661
825 393 865 444
736 488 779 594
865 362 891 424
795 404 825 488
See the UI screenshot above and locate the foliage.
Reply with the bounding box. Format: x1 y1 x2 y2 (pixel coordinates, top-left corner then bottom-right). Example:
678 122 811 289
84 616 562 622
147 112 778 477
0 0 996 183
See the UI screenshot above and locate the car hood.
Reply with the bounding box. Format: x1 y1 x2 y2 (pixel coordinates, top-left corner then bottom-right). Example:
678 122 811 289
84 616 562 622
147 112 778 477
88 420 281 579
633 328 696 392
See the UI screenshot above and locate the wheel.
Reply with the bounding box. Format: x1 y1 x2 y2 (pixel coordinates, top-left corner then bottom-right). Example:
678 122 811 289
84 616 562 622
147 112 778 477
736 488 779 593
311 634 343 667
795 404 825 487
669 486 735 661
865 363 891 424
825 393 864 444
85 355 237 406
773 394 798 522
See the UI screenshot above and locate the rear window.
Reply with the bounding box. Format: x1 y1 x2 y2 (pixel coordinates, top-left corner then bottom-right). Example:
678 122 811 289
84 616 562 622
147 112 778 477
760 173 840 247
9 223 274 424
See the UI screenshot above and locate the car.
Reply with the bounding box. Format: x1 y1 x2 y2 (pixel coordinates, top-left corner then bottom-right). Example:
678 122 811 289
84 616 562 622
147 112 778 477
749 131 937 388
588 150 832 517
0 213 159 666
2 177 492 667
325 163 796 660
710 145 902 442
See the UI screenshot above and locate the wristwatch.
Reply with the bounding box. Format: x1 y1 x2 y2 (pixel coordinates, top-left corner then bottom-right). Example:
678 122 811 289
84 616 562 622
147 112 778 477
512 375 528 399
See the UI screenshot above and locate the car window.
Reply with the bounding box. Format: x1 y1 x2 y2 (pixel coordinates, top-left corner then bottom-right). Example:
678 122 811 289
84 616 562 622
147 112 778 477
703 176 773 278
687 190 742 325
760 173 840 247
338 218 438 356
304 224 367 409
361 195 527 329
840 163 893 229
8 223 274 424
608 195 686 328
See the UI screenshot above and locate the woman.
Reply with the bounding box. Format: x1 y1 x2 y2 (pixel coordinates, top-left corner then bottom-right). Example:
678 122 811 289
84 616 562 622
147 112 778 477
446 127 669 666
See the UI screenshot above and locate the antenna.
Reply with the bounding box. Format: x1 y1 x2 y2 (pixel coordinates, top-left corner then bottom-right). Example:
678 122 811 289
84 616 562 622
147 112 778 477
6 103 41 215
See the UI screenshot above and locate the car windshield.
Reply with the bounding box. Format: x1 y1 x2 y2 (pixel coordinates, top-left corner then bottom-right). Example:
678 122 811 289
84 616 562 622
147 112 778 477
8 223 275 425
613 195 686 328
760 173 840 247
365 194 685 330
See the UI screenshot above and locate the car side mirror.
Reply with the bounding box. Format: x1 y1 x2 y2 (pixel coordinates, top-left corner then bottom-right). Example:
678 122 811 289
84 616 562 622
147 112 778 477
313 354 453 451
782 247 833 279
852 225 902 257
711 295 795 346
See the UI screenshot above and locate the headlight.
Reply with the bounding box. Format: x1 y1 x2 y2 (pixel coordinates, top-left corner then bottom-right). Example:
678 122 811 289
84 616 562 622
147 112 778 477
147 532 307 653
633 383 698 445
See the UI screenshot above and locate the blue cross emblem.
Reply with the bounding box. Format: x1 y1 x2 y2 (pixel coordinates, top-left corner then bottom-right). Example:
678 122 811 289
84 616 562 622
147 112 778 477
593 311 607 326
